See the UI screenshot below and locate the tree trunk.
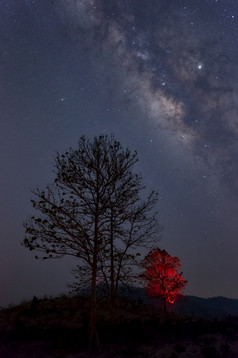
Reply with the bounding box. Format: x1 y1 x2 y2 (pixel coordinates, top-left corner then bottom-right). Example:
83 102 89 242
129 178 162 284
109 293 115 322
89 268 100 352
109 212 115 321
89 189 100 352
163 295 167 313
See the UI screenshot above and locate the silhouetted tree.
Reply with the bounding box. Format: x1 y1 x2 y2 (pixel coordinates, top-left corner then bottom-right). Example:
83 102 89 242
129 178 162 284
101 188 160 318
140 248 187 312
70 187 160 319
23 135 160 349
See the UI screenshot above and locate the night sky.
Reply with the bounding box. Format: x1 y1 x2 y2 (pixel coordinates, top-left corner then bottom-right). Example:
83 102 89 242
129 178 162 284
1 0 238 307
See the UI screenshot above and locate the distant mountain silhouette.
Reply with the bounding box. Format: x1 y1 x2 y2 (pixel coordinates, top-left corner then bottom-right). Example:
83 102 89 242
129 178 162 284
173 295 238 318
78 284 238 318
116 286 238 318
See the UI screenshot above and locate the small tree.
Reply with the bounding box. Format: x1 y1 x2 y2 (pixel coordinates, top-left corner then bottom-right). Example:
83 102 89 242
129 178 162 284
23 135 160 349
140 248 187 312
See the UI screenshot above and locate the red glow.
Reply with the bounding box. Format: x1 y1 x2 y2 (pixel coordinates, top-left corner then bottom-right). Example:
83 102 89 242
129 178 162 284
168 298 175 304
140 248 187 311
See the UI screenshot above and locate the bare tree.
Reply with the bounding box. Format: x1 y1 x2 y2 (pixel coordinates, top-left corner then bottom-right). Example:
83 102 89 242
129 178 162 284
70 187 160 318
68 150 160 318
101 189 160 317
23 135 160 349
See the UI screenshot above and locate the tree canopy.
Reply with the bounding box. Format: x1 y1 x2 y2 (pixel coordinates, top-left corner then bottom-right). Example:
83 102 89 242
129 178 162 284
140 248 187 312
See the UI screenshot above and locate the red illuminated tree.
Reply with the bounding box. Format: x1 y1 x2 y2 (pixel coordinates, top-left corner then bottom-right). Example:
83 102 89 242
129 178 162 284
140 248 187 312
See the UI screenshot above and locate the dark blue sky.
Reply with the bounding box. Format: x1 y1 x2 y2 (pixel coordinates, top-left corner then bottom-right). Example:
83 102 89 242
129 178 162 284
1 0 238 306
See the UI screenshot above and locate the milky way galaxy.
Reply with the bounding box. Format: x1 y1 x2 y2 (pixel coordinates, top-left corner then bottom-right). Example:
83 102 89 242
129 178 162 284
57 0 238 189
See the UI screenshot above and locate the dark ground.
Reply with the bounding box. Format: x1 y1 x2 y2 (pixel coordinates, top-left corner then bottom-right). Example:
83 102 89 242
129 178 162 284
0 295 238 357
